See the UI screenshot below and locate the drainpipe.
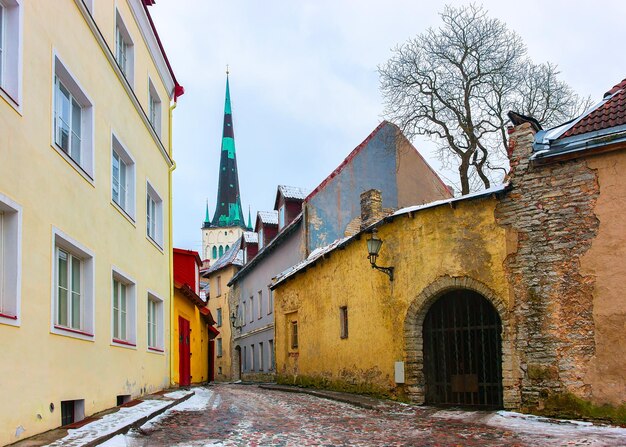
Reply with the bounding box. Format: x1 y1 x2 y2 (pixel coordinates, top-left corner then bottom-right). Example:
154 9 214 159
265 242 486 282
168 100 177 386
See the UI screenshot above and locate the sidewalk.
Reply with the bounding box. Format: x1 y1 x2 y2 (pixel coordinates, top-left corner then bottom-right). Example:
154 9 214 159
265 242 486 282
9 389 195 447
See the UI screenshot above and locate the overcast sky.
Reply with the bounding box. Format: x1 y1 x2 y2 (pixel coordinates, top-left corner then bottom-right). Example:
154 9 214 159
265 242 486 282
149 1 626 253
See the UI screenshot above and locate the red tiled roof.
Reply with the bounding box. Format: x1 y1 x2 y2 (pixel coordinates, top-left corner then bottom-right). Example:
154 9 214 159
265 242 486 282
561 78 626 139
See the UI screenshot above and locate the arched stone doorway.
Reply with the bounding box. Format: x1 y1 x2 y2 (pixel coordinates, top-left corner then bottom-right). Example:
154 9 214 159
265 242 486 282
233 345 242 381
404 276 515 408
423 290 503 407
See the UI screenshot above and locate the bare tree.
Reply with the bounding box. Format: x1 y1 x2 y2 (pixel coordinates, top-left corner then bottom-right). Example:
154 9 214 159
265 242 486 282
379 4 589 195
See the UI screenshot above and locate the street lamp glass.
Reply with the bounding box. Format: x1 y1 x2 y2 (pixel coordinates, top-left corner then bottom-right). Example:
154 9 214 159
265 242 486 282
367 234 383 257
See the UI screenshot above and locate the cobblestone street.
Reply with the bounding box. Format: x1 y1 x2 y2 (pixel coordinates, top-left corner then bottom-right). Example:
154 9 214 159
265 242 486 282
102 384 626 447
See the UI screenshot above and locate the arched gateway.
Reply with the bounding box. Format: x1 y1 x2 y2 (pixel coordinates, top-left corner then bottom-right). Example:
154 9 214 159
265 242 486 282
404 276 512 408
423 290 503 407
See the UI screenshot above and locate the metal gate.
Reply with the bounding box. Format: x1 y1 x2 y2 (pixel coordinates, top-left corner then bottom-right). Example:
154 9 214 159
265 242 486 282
423 290 503 408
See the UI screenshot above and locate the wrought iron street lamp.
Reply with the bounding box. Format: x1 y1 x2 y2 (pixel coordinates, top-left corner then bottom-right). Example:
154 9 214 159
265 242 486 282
366 228 394 281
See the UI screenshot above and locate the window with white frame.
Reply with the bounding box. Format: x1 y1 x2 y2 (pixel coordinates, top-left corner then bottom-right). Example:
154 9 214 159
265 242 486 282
111 269 136 346
53 55 94 178
0 194 21 325
115 11 134 84
0 0 21 105
249 296 254 323
258 227 264 250
216 307 222 327
111 134 135 219
242 301 246 326
250 343 255 371
279 205 285 229
257 290 262 319
267 287 273 315
148 78 161 136
269 339 275 370
216 338 222 357
52 229 94 339
147 292 164 351
259 342 264 371
146 181 163 247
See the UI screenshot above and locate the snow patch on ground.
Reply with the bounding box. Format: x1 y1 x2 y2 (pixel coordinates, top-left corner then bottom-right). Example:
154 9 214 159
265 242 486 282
433 409 626 445
44 398 178 447
163 390 191 399
140 387 213 430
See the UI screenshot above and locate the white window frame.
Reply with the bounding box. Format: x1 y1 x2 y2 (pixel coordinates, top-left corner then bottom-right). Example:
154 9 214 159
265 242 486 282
148 78 161 137
267 286 273 315
216 275 221 296
269 339 275 370
258 227 264 250
259 342 264 371
115 10 134 86
147 291 164 353
51 228 95 341
242 301 246 326
249 296 254 323
51 53 95 181
250 343 255 372
146 180 163 248
0 0 22 110
279 205 285 229
257 290 262 319
111 267 137 348
111 133 136 220
216 337 222 357
216 307 222 327
0 193 21 326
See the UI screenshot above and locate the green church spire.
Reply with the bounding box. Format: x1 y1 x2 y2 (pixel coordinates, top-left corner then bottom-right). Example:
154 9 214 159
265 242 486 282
247 205 253 231
208 70 245 228
204 200 210 226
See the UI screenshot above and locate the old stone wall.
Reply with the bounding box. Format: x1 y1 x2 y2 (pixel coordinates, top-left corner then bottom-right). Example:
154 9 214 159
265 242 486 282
495 123 600 411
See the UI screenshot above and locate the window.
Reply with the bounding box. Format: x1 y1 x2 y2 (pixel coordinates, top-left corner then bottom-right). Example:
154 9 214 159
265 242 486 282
251 343 255 371
115 11 134 84
258 228 264 249
249 296 254 323
242 301 246 326
0 0 21 106
340 306 348 339
291 321 298 349
61 399 84 426
218 245 223 257
257 290 262 318
216 338 223 357
267 287 273 315
147 292 164 351
243 346 247 370
111 269 136 347
111 134 135 219
216 275 221 296
52 228 95 340
148 78 161 136
259 342 264 371
0 194 21 326
217 366 222 375
269 339 275 370
52 55 94 178
212 246 217 259
216 308 222 327
279 205 285 228
146 181 163 247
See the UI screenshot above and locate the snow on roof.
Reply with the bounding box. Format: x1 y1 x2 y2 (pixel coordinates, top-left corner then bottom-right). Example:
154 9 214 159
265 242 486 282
243 231 258 243
393 183 508 217
278 185 310 201
272 237 349 287
208 239 244 273
258 210 279 225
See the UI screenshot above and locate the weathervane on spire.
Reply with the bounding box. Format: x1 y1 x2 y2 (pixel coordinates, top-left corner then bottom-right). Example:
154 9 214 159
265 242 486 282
226 64 229 75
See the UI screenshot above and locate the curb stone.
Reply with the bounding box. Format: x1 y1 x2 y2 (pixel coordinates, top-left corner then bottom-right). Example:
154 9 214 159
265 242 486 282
258 384 378 410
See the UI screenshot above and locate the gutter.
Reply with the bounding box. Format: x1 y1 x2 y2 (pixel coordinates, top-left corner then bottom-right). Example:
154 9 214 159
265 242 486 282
168 101 177 386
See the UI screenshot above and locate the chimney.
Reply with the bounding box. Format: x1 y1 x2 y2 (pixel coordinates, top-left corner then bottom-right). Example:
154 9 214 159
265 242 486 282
360 189 383 230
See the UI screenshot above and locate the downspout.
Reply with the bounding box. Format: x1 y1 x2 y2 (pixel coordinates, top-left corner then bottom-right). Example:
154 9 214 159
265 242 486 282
168 100 177 386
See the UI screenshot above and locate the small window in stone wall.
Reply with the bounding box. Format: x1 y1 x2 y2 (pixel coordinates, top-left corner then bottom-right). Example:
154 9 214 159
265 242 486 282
291 320 298 349
340 306 348 339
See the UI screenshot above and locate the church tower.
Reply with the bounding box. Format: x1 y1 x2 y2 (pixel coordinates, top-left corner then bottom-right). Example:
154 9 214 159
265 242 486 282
202 72 249 263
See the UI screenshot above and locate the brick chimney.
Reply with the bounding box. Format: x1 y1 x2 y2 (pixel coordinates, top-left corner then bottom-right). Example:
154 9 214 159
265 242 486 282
360 189 384 230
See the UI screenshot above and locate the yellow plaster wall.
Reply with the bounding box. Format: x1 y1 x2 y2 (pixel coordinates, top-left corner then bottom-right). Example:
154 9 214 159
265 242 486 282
206 265 238 381
274 197 510 396
0 1 176 444
171 291 210 385
581 150 626 406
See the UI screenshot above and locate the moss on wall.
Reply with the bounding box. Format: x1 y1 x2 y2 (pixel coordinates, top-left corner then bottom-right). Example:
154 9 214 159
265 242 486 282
531 392 626 425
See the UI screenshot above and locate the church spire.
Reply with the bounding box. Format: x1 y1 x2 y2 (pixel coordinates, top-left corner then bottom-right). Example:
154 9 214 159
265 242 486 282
210 70 245 228
203 200 210 227
247 205 253 231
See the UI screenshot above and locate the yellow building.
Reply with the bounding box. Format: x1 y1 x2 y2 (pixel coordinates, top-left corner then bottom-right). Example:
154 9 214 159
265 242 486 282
204 242 244 381
0 0 183 444
172 248 216 386
272 189 511 406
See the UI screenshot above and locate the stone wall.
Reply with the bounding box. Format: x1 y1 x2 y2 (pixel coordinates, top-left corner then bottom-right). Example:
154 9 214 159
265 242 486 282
495 123 600 411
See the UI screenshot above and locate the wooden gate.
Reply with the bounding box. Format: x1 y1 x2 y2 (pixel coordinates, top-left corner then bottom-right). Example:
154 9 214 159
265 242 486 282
178 316 191 386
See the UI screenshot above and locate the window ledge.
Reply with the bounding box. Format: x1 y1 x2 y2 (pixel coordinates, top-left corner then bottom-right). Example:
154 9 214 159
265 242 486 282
111 201 136 226
0 312 20 327
50 143 95 187
146 235 164 253
53 325 95 340
0 312 18 320
112 338 137 348
148 346 164 354
0 87 22 115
